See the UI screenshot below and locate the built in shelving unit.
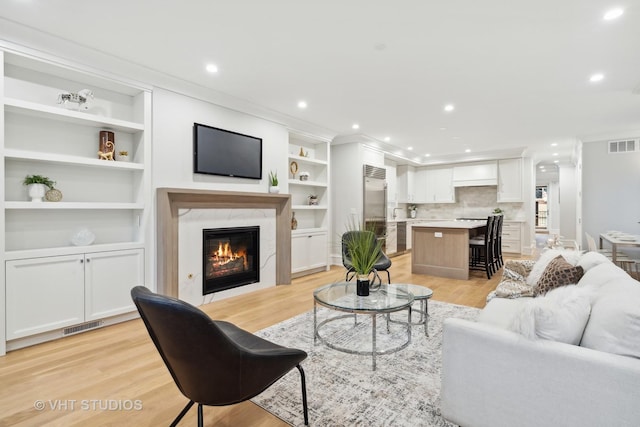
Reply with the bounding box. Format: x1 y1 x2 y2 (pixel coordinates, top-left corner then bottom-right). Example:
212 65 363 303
0 45 151 354
288 133 331 277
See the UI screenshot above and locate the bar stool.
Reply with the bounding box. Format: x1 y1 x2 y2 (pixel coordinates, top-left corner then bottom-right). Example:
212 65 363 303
469 215 496 279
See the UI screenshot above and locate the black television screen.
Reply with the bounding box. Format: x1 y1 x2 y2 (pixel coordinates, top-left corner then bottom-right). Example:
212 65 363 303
193 123 262 179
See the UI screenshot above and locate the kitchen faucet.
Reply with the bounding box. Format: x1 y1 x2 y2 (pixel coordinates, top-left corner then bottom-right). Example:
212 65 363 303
392 207 402 219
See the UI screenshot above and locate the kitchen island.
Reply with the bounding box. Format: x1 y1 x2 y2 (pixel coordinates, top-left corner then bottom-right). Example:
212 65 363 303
411 220 486 280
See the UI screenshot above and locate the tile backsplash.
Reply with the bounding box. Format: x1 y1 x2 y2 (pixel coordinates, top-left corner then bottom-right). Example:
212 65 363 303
400 186 525 220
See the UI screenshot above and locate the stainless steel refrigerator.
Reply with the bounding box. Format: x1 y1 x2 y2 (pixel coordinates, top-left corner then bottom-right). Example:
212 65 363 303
363 165 387 251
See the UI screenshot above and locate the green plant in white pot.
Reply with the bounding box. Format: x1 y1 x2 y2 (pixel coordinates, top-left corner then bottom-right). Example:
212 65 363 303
268 170 279 193
23 174 55 202
344 220 382 296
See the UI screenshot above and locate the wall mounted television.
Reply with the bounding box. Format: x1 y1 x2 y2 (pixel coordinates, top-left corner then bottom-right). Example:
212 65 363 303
193 123 263 179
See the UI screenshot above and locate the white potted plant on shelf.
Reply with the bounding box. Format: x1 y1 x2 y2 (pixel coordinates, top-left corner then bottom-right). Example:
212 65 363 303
409 204 417 218
23 174 56 202
268 170 280 193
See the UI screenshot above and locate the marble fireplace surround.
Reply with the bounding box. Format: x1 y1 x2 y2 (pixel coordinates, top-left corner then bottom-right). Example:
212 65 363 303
157 188 292 298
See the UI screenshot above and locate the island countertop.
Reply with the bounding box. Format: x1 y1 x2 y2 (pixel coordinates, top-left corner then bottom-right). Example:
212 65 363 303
412 220 485 229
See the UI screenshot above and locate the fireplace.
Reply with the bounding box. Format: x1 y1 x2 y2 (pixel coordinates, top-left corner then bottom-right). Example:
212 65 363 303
202 226 260 294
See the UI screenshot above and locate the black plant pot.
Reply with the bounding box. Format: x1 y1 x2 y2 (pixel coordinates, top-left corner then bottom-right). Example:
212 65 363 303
356 277 370 296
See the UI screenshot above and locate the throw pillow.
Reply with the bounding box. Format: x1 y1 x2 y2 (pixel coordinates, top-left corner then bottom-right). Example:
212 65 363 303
534 255 584 296
526 249 582 287
509 285 592 344
577 251 611 272
580 283 640 358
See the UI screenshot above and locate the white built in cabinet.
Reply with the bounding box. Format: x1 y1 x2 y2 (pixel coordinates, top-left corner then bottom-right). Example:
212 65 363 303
288 133 330 277
421 167 455 203
397 165 416 203
0 45 151 354
502 221 522 254
497 158 523 202
5 249 143 340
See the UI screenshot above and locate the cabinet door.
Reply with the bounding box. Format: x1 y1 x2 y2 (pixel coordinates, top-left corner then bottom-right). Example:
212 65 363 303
6 255 85 339
397 166 415 202
497 158 523 202
292 232 328 273
307 233 328 269
413 169 428 203
85 249 144 321
424 168 455 203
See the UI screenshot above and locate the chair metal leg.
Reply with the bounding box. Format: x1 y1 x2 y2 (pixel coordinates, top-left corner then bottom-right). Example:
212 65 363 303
296 364 309 425
170 400 195 427
197 403 203 427
385 269 391 284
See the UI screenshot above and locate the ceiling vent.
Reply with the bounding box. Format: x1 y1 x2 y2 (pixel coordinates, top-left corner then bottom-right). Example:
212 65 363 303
608 139 639 154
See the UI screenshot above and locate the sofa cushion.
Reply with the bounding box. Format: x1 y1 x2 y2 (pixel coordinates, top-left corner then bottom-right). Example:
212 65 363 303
534 255 584 296
509 285 592 345
526 249 582 287
580 281 640 358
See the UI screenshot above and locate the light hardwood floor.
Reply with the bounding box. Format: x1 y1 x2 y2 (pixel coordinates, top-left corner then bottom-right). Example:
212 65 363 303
0 253 507 426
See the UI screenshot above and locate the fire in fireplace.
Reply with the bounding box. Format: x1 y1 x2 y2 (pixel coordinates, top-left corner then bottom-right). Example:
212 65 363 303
202 226 259 294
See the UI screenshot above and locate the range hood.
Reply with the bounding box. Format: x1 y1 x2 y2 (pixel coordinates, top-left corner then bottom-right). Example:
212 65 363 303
452 162 498 187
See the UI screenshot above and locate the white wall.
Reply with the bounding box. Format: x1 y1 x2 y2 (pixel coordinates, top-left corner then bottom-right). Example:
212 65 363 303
153 88 289 192
582 139 640 248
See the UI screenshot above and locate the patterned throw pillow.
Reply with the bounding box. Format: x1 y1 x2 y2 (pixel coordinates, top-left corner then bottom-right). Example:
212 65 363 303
534 255 584 296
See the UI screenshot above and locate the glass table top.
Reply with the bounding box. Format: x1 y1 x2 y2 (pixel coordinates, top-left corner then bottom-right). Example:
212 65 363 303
314 282 415 313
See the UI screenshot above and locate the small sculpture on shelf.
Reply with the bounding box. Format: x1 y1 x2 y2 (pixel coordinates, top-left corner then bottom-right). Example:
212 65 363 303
299 171 310 181
116 150 130 162
307 194 318 205
291 211 298 230
57 89 93 111
289 161 298 179
298 147 307 157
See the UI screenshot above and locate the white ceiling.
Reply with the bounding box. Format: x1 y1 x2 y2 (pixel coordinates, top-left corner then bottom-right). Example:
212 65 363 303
1 1 639 166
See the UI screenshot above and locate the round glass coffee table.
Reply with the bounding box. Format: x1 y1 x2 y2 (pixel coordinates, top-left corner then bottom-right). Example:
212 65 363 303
313 282 414 371
389 284 433 336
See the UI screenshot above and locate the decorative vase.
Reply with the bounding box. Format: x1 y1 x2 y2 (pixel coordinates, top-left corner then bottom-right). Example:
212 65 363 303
356 275 370 296
98 130 115 160
27 183 47 202
45 188 63 202
291 211 298 230
115 152 130 162
269 186 280 193
410 210 417 218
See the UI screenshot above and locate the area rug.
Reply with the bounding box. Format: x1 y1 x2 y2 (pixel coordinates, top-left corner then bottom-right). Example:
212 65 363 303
252 300 479 426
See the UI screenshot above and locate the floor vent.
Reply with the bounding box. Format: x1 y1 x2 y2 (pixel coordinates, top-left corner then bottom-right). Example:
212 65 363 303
608 139 639 153
63 321 104 336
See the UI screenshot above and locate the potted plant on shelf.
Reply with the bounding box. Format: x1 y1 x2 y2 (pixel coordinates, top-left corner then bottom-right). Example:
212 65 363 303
268 170 279 193
344 220 382 296
23 174 56 202
409 204 417 218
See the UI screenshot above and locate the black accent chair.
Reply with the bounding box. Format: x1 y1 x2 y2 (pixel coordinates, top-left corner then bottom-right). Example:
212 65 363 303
493 214 504 270
341 230 392 284
131 286 308 426
469 215 496 279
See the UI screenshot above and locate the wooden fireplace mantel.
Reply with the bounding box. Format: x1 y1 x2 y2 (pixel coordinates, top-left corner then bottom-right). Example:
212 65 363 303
156 188 292 297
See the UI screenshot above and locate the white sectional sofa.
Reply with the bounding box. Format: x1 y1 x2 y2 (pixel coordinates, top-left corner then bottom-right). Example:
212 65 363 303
441 250 640 427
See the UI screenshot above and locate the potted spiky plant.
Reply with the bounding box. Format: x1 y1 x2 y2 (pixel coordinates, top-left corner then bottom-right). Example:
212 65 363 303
344 220 382 296
23 174 56 202
268 170 279 193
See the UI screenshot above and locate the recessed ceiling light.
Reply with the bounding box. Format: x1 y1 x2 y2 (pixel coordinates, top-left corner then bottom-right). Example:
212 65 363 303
452 136 461 140
205 64 218 73
444 104 455 112
424 153 431 157
590 73 604 83
384 136 391 142
551 143 558 146
554 160 559 163
352 123 360 130
407 146 413 151
539 165 545 169
553 153 559 156
439 127 447 131
603 8 624 20
465 149 471 153
297 100 307 109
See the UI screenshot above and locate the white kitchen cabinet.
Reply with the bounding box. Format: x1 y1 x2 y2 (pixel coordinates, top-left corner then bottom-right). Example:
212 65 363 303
502 222 522 254
291 231 328 275
497 158 523 202
452 162 498 187
386 222 397 255
397 165 416 203
424 167 455 203
384 162 397 204
6 249 144 340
